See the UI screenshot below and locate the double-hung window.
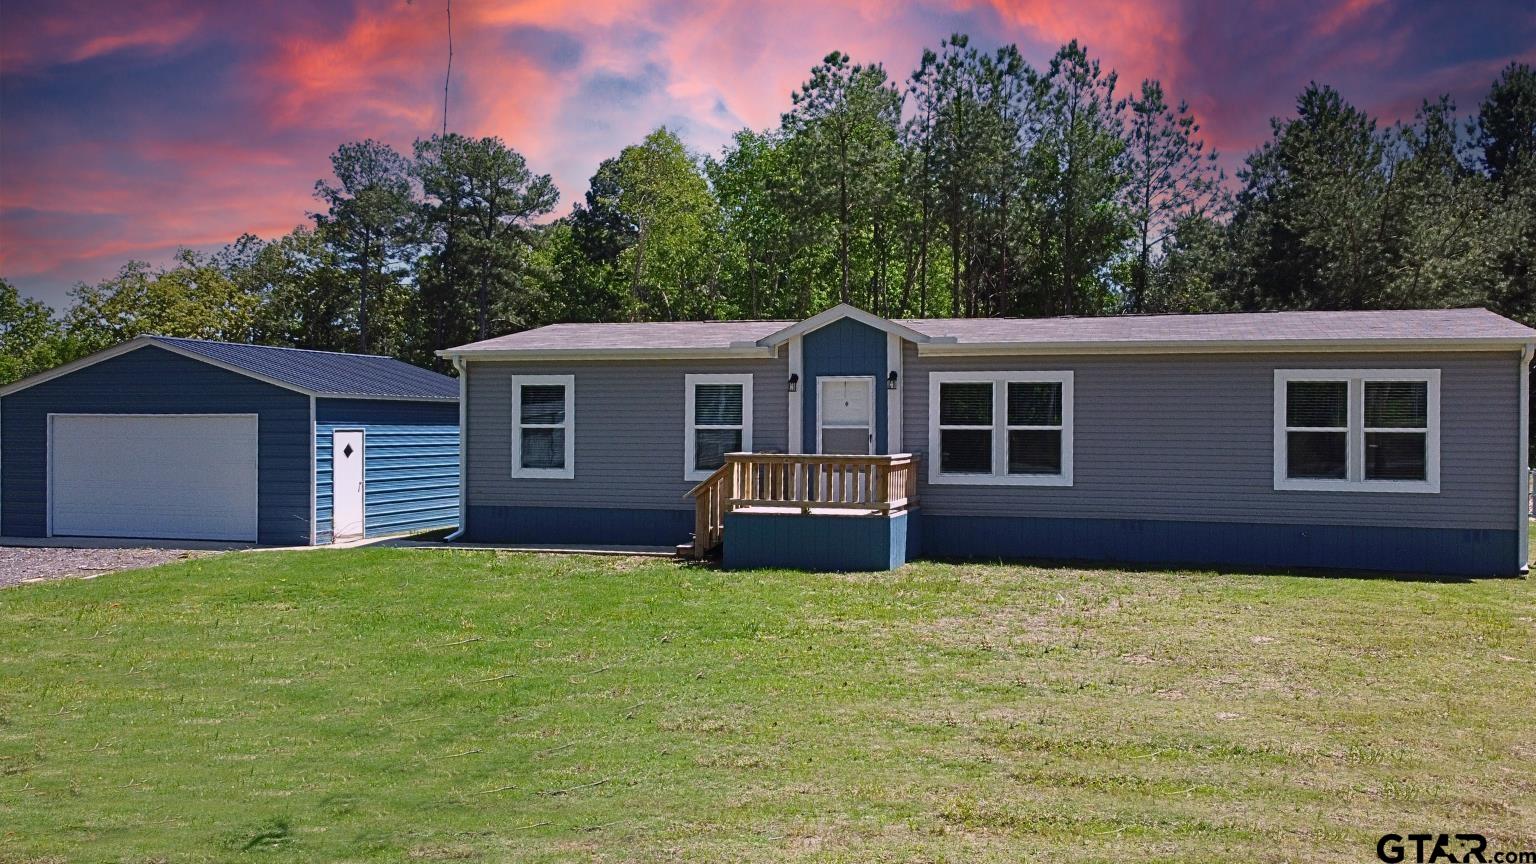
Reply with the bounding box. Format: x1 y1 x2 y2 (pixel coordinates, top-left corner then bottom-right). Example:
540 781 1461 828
511 374 575 479
928 371 1073 486
1274 369 1439 492
685 374 753 481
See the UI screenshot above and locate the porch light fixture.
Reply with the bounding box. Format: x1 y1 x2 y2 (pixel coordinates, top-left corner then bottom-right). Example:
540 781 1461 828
887 371 899 390
787 373 799 392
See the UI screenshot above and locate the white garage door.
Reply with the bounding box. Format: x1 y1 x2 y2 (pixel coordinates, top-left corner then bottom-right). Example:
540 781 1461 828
50 414 259 542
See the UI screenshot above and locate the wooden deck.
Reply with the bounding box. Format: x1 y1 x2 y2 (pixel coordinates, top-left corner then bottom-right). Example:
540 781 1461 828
684 453 919 559
730 505 889 517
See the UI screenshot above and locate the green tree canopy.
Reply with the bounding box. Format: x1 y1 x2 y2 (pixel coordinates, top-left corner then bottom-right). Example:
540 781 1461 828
0 278 67 385
413 133 558 360
1122 79 1222 312
1025 40 1131 316
313 139 418 354
63 251 257 354
782 51 905 308
612 128 723 320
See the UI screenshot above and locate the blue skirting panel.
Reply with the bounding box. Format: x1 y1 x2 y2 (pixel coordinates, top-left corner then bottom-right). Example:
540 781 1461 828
916 514 1521 578
315 398 459 543
724 511 909 571
464 505 693 546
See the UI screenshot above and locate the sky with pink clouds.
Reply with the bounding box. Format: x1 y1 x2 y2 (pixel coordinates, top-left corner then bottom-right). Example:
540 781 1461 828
2 0 1533 307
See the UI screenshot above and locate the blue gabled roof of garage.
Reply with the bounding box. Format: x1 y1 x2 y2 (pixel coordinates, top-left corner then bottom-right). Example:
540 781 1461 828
150 337 458 400
0 336 459 401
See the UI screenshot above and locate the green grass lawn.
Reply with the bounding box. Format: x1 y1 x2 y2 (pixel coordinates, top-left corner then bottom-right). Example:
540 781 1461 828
2 536 1534 863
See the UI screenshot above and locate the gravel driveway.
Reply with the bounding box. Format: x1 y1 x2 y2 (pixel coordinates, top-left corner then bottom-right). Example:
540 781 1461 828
0 546 213 588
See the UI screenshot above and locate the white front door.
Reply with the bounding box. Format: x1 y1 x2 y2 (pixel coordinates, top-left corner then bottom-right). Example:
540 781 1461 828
817 377 875 454
332 430 365 542
49 414 259 542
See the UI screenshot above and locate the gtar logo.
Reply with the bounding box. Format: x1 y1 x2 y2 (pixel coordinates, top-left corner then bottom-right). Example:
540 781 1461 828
1377 834 1487 863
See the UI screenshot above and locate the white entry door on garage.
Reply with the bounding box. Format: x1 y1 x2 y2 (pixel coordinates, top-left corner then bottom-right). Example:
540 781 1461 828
49 414 260 542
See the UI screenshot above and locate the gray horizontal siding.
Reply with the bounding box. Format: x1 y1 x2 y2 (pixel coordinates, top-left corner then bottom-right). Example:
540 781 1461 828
465 354 787 512
902 348 1522 531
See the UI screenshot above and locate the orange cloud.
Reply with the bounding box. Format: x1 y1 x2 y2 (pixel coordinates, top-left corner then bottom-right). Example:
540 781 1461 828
68 14 205 62
259 12 441 132
983 0 1185 87
0 0 204 73
1314 0 1388 37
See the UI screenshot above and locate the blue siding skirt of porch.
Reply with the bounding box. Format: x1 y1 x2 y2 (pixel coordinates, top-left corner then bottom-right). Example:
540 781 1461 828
315 399 460 543
917 514 1521 578
724 511 909 571
464 505 694 546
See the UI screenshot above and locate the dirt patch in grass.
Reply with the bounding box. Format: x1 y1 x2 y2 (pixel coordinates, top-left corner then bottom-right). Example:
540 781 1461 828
0 545 213 587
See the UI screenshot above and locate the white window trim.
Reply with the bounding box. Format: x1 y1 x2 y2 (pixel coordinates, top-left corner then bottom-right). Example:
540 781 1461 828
511 374 575 479
927 370 1074 487
684 373 753 482
1273 369 1440 493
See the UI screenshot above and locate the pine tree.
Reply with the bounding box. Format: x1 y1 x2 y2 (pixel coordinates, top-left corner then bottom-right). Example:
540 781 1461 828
1026 41 1131 316
1123 80 1222 312
313 140 418 354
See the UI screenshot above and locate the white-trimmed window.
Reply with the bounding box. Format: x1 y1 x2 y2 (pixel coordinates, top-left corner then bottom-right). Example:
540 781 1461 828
927 371 1073 486
511 374 575 479
1273 369 1439 493
685 373 753 481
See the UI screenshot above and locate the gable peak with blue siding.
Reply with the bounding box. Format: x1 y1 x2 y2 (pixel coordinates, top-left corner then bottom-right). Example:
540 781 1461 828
800 315 892 454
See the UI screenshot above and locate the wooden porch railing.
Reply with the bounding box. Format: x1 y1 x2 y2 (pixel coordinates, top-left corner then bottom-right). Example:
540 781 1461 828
684 453 919 559
686 462 733 559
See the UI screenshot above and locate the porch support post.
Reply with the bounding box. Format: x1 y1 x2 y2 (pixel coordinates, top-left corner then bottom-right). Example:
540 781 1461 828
886 333 903 454
789 335 804 453
1520 342 1532 574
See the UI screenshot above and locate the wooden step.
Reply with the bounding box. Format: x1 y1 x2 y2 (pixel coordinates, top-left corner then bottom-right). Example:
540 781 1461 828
675 543 695 559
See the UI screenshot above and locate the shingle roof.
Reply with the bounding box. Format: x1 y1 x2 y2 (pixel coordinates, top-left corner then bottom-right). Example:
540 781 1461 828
448 320 794 352
900 308 1536 345
443 307 1535 355
150 337 458 400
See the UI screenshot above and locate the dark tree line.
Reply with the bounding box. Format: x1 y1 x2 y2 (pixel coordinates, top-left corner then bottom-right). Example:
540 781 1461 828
4 39 1533 416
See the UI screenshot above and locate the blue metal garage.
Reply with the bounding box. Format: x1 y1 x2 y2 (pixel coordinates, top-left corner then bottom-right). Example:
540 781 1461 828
0 336 459 545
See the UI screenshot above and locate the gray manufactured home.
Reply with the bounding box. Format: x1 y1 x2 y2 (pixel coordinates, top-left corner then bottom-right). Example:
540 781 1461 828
439 305 1534 577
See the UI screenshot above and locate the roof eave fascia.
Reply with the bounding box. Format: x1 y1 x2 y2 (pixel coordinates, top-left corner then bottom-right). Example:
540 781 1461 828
915 337 1536 357
438 346 779 361
314 393 460 403
0 336 157 397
